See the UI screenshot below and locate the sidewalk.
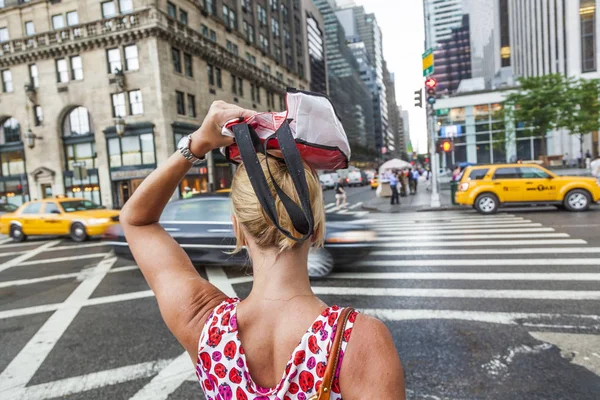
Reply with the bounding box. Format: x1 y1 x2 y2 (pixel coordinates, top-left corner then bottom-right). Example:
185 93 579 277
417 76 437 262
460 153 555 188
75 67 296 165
362 184 458 213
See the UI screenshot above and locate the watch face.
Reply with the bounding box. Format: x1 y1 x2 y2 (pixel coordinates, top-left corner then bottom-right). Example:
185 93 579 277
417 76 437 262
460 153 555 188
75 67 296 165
178 135 190 149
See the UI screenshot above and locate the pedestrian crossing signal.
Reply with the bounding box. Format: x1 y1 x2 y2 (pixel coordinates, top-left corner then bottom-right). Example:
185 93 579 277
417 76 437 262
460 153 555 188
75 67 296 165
437 139 454 153
425 78 437 105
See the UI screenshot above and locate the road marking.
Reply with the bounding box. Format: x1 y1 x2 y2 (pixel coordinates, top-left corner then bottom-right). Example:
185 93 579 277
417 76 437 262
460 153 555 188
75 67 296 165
370 247 600 256
0 237 15 245
373 233 570 241
110 265 139 273
0 240 46 249
361 308 600 325
358 258 600 267
325 272 600 281
129 352 192 400
376 239 587 247
312 286 600 300
324 203 336 210
374 218 527 226
371 215 522 222
375 222 543 230
0 241 60 274
17 252 109 266
7 359 173 400
46 242 112 252
374 220 535 228
349 202 363 209
0 250 26 258
376 228 555 235
0 255 117 392
205 266 237 297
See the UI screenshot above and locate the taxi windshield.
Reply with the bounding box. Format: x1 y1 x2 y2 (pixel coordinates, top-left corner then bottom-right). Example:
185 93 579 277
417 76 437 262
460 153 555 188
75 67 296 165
60 200 103 213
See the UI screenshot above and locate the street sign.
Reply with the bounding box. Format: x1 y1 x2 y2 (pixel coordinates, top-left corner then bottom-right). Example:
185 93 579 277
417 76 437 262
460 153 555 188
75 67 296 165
422 48 434 77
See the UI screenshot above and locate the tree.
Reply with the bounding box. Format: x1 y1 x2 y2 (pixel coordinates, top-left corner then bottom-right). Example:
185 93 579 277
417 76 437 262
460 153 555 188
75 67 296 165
503 74 574 157
561 78 600 158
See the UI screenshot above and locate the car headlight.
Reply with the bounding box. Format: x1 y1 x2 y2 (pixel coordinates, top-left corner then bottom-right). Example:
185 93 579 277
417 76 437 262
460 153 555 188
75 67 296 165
326 230 377 243
87 218 110 225
458 182 470 191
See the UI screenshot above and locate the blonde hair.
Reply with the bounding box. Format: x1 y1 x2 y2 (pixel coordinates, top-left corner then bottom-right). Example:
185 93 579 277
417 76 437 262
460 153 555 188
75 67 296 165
231 154 325 253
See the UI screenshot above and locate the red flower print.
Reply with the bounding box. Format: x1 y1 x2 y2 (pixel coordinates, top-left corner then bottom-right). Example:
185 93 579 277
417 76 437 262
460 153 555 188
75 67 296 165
331 305 340 311
229 367 242 384
224 340 237 360
311 320 323 333
316 361 326 378
308 335 321 354
293 350 306 366
285 362 291 375
217 303 227 314
343 327 352 342
199 352 211 371
316 380 322 392
321 308 330 317
328 312 338 327
214 362 227 378
349 310 358 323
299 371 315 393
284 396 292 400
235 386 248 400
289 382 299 394
332 376 341 393
203 378 213 391
207 327 225 347
221 311 231 326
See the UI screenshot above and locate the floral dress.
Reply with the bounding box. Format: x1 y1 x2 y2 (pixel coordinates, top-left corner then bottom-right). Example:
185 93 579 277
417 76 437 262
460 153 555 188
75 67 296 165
195 298 358 400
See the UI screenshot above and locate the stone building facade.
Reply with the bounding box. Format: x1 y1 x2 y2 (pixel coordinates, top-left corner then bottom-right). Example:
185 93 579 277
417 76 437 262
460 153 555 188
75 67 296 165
0 0 313 208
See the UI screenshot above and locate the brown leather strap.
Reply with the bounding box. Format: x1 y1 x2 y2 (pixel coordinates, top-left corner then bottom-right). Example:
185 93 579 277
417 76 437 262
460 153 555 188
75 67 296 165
318 307 354 400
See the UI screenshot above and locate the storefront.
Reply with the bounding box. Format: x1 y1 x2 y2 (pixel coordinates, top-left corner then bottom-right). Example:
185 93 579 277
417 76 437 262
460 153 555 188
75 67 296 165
105 122 156 208
0 118 29 205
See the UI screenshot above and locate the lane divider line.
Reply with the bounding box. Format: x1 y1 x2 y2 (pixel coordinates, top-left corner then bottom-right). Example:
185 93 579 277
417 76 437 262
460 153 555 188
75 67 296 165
0 241 61 274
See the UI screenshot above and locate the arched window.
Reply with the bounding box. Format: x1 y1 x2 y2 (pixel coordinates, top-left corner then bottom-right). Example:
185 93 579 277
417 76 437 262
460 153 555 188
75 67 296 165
63 107 92 136
0 118 21 145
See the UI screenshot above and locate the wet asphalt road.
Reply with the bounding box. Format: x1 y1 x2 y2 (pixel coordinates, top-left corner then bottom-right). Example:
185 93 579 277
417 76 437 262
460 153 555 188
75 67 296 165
0 189 599 399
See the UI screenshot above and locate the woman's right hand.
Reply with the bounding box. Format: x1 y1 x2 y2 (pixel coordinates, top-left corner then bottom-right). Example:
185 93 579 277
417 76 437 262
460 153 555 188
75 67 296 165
190 101 256 156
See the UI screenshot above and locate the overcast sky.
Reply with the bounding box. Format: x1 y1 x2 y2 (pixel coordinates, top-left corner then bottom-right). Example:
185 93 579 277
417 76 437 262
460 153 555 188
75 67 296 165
351 0 428 153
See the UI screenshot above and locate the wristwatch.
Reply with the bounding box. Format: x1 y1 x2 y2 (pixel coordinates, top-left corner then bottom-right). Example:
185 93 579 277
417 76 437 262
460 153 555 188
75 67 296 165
177 134 206 166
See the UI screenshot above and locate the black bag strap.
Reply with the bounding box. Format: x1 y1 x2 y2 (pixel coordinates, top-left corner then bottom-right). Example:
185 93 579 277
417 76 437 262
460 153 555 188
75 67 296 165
232 122 314 242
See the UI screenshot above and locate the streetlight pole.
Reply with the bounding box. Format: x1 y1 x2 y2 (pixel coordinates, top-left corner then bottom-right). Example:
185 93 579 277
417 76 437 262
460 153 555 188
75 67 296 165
428 105 440 208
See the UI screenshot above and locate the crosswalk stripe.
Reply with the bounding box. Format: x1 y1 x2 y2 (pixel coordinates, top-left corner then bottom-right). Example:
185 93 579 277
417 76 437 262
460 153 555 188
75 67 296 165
312 286 600 300
375 222 543 230
376 228 555 235
374 220 532 228
370 215 521 222
370 247 600 256
376 239 587 247
327 272 600 281
324 203 336 210
374 218 526 227
17 253 110 266
349 202 363 209
356 258 600 267
373 233 570 241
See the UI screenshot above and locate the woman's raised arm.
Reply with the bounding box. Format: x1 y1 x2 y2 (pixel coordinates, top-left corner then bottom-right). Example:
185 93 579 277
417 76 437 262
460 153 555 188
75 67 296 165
119 101 255 359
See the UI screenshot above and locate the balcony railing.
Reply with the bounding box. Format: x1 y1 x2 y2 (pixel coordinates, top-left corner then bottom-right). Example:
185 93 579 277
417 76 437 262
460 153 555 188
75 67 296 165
0 7 288 93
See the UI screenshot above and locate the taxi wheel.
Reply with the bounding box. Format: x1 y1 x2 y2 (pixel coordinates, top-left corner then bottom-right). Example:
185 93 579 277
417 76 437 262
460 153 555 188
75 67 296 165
70 222 88 242
564 189 591 212
474 193 499 215
9 225 26 242
307 248 334 278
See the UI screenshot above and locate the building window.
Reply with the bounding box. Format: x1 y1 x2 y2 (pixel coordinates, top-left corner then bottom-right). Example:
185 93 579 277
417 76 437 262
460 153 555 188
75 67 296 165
52 15 65 29
56 59 69 83
257 5 267 26
284 28 290 48
281 4 288 21
279 95 285 111
226 40 239 55
109 134 155 168
124 45 139 71
215 67 222 88
25 21 35 36
223 5 237 30
65 142 96 170
238 77 244 97
0 27 8 42
246 52 257 65
67 11 79 26
263 63 271 74
29 64 38 88
256 85 261 103
129 90 143 115
1 118 20 144
207 64 214 85
63 107 92 136
267 90 273 108
210 30 216 42
276 72 283 81
187 94 196 117
1 69 11 93
270 0 278 11
204 0 216 15
242 0 252 10
70 55 83 81
231 74 237 94
167 1 177 18
581 0 596 72
251 83 256 102
101 1 117 18
112 92 126 117
271 18 279 38
274 46 281 63
184 53 193 77
298 62 304 79
107 48 122 73
243 21 255 44
259 33 269 52
176 91 185 115
34 106 43 126
172 47 182 73
119 0 133 14
180 9 188 25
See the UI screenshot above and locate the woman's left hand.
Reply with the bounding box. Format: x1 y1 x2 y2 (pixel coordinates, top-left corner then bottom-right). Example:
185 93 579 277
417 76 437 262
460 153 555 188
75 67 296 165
190 101 256 156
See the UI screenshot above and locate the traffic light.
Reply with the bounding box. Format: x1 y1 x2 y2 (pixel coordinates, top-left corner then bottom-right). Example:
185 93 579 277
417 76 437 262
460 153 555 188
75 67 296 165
436 138 454 153
414 89 423 108
425 77 437 105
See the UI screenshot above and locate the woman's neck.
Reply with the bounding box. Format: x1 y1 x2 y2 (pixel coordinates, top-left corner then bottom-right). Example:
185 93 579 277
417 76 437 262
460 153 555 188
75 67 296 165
245 243 315 302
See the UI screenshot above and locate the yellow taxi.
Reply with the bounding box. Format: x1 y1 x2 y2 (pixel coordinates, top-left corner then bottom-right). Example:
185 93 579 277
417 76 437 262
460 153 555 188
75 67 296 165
0 197 120 242
370 176 379 190
455 163 600 214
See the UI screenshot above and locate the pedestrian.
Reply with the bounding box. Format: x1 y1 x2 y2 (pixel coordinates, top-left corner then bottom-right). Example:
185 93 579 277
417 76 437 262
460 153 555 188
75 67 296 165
407 168 415 195
411 168 421 194
563 152 568 167
452 165 461 181
119 101 406 399
424 167 432 191
334 177 347 208
578 150 583 168
585 150 592 169
182 186 193 199
592 156 600 177
390 171 400 205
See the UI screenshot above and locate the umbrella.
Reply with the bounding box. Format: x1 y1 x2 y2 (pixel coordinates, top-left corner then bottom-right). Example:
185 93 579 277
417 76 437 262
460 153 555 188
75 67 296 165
379 158 412 175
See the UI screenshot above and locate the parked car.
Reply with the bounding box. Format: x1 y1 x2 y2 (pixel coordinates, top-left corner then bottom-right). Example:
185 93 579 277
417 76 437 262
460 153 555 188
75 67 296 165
105 195 376 277
0 197 119 242
346 170 364 186
456 163 600 214
319 173 338 190
0 204 18 215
